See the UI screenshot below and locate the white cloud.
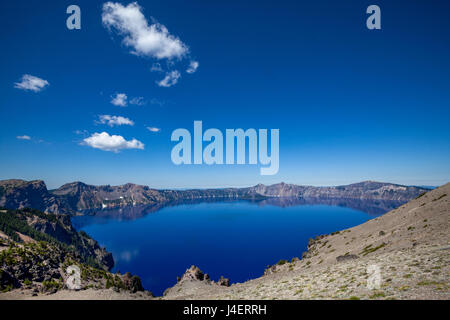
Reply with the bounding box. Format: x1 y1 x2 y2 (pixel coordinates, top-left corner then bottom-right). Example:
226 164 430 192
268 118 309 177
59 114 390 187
111 93 128 106
147 127 161 132
14 74 49 92
157 70 180 87
102 2 188 60
98 115 134 127
16 135 31 140
83 132 144 152
186 60 199 74
130 97 146 106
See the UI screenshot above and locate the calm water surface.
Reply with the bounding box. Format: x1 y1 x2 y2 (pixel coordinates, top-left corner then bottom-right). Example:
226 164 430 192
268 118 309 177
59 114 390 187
72 198 400 295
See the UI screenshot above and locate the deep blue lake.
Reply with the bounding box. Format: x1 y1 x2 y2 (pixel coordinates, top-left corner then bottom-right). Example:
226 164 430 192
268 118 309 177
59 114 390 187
71 198 401 295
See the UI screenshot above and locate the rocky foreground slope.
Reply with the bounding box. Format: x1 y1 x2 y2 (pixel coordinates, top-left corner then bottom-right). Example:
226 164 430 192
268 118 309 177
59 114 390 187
0 179 428 215
162 183 449 300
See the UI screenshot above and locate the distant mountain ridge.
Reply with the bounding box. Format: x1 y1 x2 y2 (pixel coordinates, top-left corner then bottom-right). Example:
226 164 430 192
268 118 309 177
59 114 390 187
0 179 429 215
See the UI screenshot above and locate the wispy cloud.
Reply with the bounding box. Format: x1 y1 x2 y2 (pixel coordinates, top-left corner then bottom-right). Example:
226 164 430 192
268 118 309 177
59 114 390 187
98 115 134 127
83 132 144 152
150 63 163 73
149 98 165 106
157 70 180 87
16 135 48 144
111 93 128 106
130 97 146 106
186 60 199 74
102 2 188 60
74 129 89 136
16 135 31 140
147 126 161 132
14 74 49 92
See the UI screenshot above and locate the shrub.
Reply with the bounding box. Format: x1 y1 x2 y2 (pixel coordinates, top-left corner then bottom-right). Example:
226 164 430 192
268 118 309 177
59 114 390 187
276 259 288 266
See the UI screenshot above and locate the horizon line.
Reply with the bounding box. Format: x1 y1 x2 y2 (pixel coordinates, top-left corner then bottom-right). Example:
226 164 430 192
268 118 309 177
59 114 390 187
0 177 443 191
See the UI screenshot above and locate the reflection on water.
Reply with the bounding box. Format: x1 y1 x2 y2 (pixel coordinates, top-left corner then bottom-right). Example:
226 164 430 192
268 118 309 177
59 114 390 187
72 197 403 229
255 197 403 215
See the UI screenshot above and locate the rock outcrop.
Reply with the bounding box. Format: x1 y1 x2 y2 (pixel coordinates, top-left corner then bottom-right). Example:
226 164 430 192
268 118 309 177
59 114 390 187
175 265 230 287
179 265 208 282
122 272 145 293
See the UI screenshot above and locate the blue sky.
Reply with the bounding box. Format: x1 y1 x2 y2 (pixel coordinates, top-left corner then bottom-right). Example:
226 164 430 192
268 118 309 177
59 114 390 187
0 0 449 189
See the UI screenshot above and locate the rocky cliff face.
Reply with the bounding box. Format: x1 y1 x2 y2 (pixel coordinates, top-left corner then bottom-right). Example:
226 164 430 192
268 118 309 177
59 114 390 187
0 179 429 215
248 181 427 201
0 180 65 214
0 226 145 296
0 208 113 270
51 182 166 211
